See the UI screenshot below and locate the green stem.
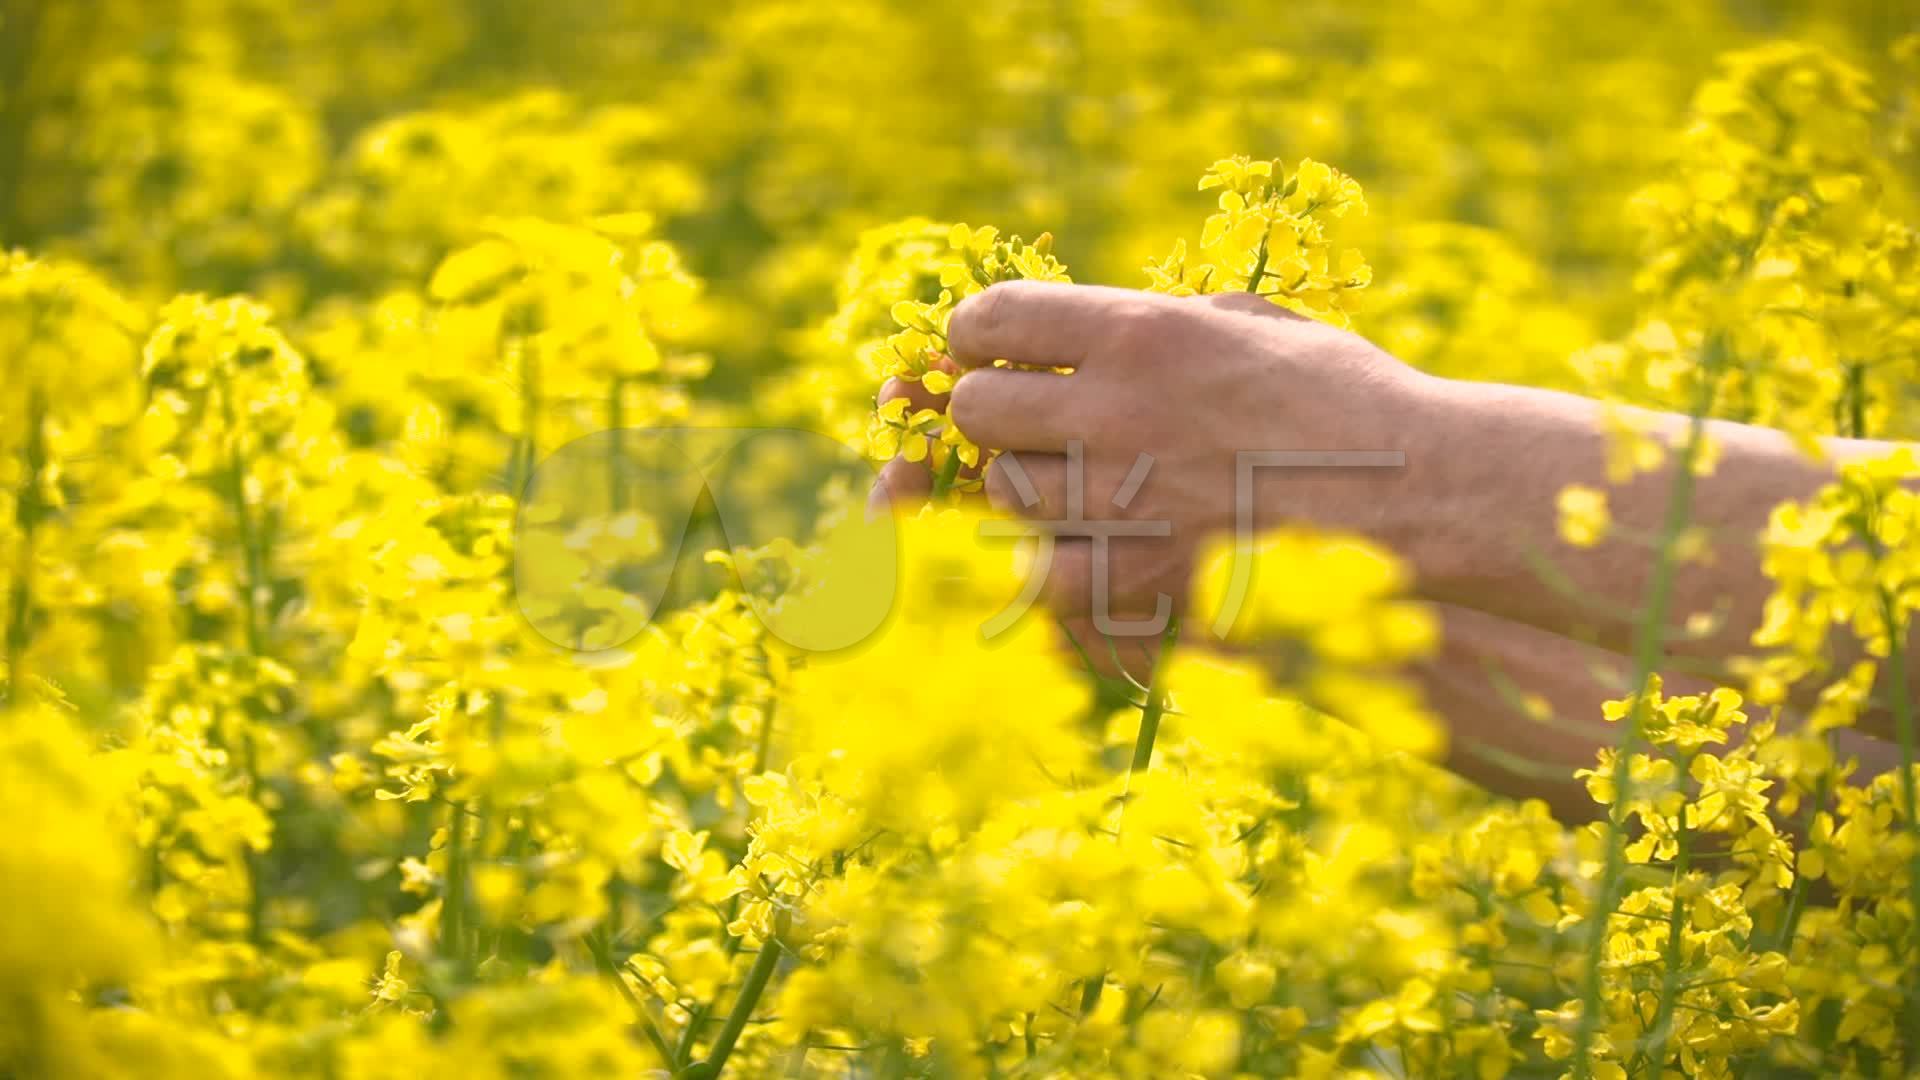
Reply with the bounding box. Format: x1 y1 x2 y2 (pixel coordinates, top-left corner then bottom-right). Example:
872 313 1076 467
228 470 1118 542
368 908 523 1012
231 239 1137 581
1246 237 1271 294
218 381 267 658
1571 341 1722 1078
0 0 47 238
215 370 273 945
1775 814 1811 952
1129 614 1182 775
678 702 778 1065
1844 360 1867 440
1645 779 1694 1075
241 736 268 946
608 376 627 512
1776 356 1864 961
1878 585 1920 1060
509 335 540 496
587 929 679 1068
442 799 468 971
930 450 962 498
677 941 733 1064
5 388 43 704
688 934 784 1078
474 698 506 966
1076 971 1105 1018
752 700 777 776
1081 613 1181 1017
1774 763 1833 954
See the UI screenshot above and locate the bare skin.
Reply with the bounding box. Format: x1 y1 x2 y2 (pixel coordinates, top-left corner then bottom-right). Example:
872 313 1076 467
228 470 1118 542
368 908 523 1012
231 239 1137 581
868 280 1907 803
1415 604 1896 821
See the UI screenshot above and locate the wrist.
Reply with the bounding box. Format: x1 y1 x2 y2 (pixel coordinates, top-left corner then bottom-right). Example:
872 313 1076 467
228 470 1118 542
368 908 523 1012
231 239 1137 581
1391 376 1605 616
1244 368 1471 587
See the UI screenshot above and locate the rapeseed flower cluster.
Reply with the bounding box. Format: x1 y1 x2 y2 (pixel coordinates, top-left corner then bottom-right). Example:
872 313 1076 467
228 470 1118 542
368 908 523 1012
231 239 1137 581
0 4 1918 1078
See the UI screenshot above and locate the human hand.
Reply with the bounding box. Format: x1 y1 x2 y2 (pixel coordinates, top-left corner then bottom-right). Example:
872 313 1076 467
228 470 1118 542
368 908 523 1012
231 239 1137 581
870 280 1449 641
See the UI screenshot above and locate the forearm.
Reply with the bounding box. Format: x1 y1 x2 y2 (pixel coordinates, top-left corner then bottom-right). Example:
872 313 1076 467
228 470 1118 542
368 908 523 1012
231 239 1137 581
1376 376 1915 742
1415 604 1629 823
1414 603 1898 822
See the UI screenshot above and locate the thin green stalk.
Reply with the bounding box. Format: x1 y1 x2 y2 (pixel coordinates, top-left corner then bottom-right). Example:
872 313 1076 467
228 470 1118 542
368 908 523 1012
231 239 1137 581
1645 771 1694 1076
1774 806 1813 952
930 450 962 498
1246 237 1271 293
229 459 266 657
1775 356 1864 960
3 520 29 700
496 813 532 970
0 0 47 237
677 702 778 1065
216 371 273 945
473 698 507 967
1080 614 1182 1017
508 334 540 496
1877 585 1920 1059
218 379 267 658
442 799 468 970
676 939 733 1063
586 929 679 1068
240 736 269 946
608 376 627 512
752 700 778 776
1076 969 1106 1018
1571 343 1722 1078
683 936 784 1079
1129 614 1182 776
1774 759 1834 955
5 389 43 704
1844 360 1867 440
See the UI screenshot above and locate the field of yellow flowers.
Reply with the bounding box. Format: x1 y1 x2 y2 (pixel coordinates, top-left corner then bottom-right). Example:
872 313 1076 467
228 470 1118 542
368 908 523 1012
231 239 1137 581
3 1 1920 1077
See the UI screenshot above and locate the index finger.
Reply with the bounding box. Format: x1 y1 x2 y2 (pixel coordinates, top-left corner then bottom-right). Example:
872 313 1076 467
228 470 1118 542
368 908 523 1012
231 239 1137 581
946 280 1159 371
